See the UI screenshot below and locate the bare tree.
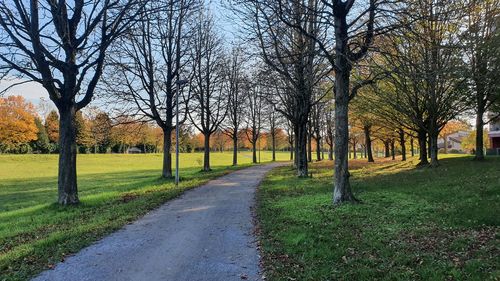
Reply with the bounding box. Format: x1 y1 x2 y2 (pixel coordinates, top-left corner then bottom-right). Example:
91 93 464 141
102 0 199 178
0 0 144 205
310 96 325 161
222 46 247 166
244 75 265 164
310 0 387 204
267 105 280 162
236 0 327 177
463 0 500 160
188 11 228 171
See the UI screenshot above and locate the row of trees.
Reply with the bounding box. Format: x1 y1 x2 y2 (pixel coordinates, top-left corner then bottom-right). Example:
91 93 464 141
234 0 499 205
0 96 292 154
0 0 498 205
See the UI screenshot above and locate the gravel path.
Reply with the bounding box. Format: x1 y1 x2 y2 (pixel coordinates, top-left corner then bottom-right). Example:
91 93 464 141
33 162 284 281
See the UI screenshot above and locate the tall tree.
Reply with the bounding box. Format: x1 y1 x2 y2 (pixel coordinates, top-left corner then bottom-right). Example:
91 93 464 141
463 0 500 160
419 0 467 166
223 46 247 166
351 88 381 163
244 77 265 164
259 0 396 203
0 0 145 204
238 0 326 177
188 11 228 171
379 0 467 167
103 0 199 177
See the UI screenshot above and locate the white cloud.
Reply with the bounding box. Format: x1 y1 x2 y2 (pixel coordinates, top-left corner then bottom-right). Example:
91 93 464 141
0 78 49 105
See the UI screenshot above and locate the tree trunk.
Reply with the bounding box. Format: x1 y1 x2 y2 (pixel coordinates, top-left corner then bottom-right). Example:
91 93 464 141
427 133 432 158
353 139 357 159
399 129 406 161
391 139 395 160
429 129 439 167
316 137 321 161
290 144 294 161
272 133 276 162
384 141 390 158
410 137 415 157
203 133 211 171
58 105 79 205
307 126 312 163
294 129 299 168
364 126 374 162
232 135 238 166
252 140 257 164
162 128 173 178
418 129 429 165
328 143 333 160
295 122 308 177
475 111 485 160
333 65 357 204
321 140 325 160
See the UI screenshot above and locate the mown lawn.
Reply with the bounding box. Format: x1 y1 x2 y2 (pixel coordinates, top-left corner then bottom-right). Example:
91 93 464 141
257 155 499 281
0 151 289 281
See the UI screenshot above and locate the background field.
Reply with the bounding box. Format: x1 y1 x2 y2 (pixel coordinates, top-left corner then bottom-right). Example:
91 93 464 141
0 151 289 280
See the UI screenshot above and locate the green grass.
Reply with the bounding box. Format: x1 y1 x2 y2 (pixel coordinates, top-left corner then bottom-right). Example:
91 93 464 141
257 155 500 281
0 151 289 281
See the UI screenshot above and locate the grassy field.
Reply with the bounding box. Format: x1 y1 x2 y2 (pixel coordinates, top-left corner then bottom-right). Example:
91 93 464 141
0 151 289 281
257 155 499 281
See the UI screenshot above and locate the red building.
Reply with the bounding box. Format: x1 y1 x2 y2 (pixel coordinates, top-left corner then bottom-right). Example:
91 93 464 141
490 131 500 149
488 114 500 152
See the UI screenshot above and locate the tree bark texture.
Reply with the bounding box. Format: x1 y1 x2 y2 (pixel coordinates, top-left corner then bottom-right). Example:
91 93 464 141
399 129 406 161
475 111 485 160
162 128 173 178
364 126 374 162
333 67 357 204
295 123 308 177
418 129 429 165
232 136 238 166
58 105 79 205
316 137 321 161
203 133 211 171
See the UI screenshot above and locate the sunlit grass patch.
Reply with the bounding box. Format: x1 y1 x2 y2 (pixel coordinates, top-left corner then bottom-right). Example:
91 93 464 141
0 151 289 281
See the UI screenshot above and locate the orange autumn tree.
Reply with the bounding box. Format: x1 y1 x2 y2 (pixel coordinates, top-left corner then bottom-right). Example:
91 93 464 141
45 110 60 143
0 96 38 151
